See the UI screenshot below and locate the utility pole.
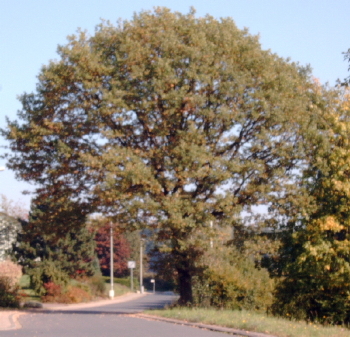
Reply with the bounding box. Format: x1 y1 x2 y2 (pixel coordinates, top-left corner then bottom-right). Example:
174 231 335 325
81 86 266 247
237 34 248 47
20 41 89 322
140 238 144 294
109 223 114 298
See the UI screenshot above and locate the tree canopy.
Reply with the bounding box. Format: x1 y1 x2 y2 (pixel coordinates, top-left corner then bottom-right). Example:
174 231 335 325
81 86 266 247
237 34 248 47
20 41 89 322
1 8 327 303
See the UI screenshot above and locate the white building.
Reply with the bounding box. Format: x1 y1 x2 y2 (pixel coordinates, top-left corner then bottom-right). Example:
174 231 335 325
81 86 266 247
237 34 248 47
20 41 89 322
0 212 20 261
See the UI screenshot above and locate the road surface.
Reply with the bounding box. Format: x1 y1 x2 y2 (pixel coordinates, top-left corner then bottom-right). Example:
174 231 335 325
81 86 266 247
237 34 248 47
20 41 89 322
1 293 230 337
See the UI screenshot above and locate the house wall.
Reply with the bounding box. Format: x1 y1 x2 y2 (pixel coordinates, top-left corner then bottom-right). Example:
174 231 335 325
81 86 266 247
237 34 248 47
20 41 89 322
0 212 20 261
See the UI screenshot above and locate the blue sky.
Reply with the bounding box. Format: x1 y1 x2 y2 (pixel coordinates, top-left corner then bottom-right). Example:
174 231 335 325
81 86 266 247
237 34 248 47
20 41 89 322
1 0 350 209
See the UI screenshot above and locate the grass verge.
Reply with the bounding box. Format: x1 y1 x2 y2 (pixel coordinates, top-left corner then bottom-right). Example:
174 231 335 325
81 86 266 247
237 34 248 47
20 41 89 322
144 308 350 337
19 275 41 302
104 282 130 297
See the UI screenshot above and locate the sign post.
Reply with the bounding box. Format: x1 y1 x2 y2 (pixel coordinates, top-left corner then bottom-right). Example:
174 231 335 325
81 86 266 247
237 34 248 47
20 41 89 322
128 261 136 292
150 278 155 293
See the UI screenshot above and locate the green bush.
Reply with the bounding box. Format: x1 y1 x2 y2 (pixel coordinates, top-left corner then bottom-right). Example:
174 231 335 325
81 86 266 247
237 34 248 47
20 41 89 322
0 276 20 308
193 247 275 311
29 260 69 296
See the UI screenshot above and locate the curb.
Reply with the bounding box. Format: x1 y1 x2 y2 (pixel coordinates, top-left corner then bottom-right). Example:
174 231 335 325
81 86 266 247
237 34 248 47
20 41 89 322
136 314 277 337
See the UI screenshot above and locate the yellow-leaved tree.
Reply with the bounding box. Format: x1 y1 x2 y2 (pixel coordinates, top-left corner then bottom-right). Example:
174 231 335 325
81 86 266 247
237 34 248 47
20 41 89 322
272 87 350 324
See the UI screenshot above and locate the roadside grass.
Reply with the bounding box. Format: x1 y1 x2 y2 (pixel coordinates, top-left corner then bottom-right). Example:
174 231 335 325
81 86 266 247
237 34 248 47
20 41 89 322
144 307 350 337
103 276 138 296
19 275 41 302
103 281 130 297
19 275 30 288
103 276 139 291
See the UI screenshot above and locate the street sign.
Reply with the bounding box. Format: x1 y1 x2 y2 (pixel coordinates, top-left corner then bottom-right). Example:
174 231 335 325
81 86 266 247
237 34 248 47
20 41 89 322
128 261 136 269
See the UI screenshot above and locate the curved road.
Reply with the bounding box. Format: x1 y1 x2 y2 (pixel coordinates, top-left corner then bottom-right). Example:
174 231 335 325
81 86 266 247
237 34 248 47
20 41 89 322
1 293 228 337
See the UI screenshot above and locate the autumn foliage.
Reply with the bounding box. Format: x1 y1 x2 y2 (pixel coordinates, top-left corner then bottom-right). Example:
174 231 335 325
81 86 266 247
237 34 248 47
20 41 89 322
95 225 131 277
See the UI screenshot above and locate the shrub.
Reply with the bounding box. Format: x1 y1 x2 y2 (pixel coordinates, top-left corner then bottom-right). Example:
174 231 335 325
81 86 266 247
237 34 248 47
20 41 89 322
74 282 91 295
86 275 106 296
193 247 275 311
41 281 64 302
41 282 91 303
0 276 20 308
0 259 22 287
29 260 69 296
41 277 106 303
65 285 91 303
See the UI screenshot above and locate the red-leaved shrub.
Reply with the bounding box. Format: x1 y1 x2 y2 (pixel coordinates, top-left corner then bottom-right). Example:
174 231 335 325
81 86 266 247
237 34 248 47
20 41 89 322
41 282 92 303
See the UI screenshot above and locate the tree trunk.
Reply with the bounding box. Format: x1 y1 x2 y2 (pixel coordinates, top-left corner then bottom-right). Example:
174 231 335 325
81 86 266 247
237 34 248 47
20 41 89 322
177 265 193 305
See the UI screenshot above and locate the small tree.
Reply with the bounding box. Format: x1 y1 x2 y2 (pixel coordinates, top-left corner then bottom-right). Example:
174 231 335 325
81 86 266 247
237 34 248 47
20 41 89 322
13 200 98 295
14 220 97 278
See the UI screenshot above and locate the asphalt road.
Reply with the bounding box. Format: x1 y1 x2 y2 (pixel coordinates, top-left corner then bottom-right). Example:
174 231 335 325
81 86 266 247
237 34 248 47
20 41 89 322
1 293 228 337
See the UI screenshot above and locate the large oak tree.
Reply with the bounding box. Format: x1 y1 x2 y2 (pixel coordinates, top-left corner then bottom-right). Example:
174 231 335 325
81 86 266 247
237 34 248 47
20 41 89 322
2 8 324 303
